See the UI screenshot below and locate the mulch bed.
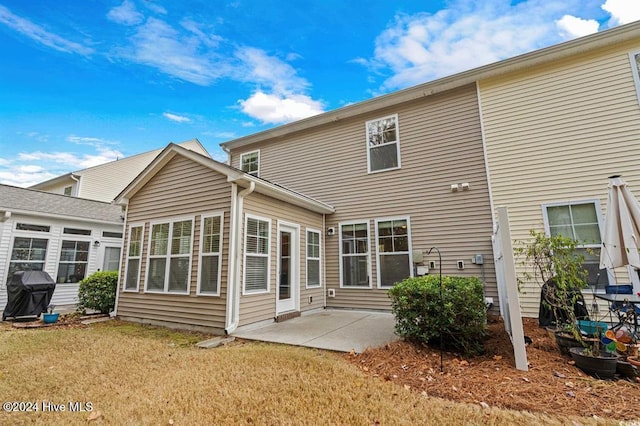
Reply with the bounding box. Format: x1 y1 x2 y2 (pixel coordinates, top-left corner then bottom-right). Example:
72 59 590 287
346 316 640 421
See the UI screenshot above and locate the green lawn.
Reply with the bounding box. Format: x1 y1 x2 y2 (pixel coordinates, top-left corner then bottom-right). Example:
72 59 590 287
0 320 612 425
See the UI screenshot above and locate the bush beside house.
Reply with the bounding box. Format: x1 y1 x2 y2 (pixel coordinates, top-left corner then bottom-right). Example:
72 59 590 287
388 275 487 355
77 271 118 314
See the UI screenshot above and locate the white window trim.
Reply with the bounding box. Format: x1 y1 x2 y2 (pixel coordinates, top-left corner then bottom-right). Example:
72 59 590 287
541 199 604 249
6 236 49 283
628 51 640 107
242 214 271 295
144 216 194 295
541 199 606 292
240 150 260 177
306 228 322 289
365 113 401 174
375 216 414 289
123 223 145 292
197 212 224 296
55 238 92 285
339 219 373 289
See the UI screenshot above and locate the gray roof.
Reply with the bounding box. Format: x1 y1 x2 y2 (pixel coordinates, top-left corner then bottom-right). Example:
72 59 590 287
0 184 123 223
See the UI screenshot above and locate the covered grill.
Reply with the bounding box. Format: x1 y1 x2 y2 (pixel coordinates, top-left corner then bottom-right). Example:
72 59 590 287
2 270 56 320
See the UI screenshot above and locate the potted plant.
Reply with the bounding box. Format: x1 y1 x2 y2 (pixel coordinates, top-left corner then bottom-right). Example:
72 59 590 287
42 304 59 324
516 230 591 354
569 327 618 380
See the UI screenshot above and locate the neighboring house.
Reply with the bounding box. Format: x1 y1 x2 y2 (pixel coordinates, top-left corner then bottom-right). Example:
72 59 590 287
31 139 210 202
0 184 124 312
113 82 497 333
478 20 640 316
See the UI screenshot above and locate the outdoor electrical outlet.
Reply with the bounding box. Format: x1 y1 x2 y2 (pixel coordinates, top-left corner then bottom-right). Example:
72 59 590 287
308 296 313 304
429 261 436 269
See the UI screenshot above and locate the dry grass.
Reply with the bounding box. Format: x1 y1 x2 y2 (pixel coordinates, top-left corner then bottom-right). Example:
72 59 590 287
0 320 619 425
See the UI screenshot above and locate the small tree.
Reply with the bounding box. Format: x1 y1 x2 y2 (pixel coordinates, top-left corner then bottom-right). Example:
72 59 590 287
388 275 487 355
515 229 589 333
77 271 118 314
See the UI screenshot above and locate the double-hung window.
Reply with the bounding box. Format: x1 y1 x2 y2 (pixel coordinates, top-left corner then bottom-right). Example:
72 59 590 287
366 114 401 173
306 229 321 288
57 240 89 283
376 218 412 288
542 200 607 289
198 214 224 295
8 237 48 283
340 221 371 287
124 224 144 291
240 151 260 176
146 218 193 294
244 215 270 294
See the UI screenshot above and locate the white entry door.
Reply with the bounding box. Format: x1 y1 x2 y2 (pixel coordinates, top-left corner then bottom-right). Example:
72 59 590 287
276 223 298 314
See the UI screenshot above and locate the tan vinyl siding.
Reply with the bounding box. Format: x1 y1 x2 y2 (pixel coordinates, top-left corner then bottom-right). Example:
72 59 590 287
239 192 324 326
230 84 497 310
480 40 640 317
74 139 209 203
117 155 232 330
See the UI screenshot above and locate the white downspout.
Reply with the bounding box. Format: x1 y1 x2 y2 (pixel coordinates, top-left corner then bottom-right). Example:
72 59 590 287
322 214 327 309
112 203 128 317
225 181 255 334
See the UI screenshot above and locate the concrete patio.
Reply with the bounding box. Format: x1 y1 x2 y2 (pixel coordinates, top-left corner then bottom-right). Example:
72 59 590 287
232 309 400 353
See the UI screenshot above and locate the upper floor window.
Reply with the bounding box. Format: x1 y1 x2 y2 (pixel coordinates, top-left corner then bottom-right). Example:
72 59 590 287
240 151 260 177
146 218 193 294
64 186 73 196
366 114 401 173
542 200 607 289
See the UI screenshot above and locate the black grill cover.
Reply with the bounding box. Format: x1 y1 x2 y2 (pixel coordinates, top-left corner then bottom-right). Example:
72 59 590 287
3 271 56 320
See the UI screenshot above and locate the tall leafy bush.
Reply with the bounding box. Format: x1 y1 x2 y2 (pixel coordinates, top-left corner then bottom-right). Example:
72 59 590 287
388 275 487 355
77 271 118 314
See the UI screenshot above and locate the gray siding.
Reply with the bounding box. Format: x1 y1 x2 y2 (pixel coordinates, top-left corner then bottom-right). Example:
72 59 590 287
231 84 497 310
116 155 232 330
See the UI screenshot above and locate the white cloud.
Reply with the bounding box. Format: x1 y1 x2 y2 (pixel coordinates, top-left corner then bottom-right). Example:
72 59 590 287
602 0 640 25
163 112 192 123
239 91 324 124
556 15 600 37
0 5 93 55
120 17 228 86
106 0 143 26
235 47 310 94
363 0 598 91
0 169 58 188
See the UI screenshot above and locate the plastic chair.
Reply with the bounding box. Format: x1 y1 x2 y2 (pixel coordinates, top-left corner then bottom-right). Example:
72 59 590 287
604 285 639 334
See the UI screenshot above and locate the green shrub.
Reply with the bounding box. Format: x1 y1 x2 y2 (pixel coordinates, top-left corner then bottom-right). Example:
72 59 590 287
388 275 487 355
77 271 118 314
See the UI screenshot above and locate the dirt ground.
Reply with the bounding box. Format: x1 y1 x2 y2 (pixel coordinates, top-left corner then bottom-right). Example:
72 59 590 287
346 316 640 421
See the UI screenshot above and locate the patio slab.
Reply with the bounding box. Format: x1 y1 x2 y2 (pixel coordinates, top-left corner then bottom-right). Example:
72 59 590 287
232 309 399 353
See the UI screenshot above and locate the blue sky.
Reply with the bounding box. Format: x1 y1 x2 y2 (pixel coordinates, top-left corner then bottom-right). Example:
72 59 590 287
1 0 639 187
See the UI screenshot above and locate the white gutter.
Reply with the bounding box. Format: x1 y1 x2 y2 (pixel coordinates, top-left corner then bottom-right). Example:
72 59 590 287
225 181 255 334
70 173 80 197
112 202 129 317
0 207 123 226
0 211 11 222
